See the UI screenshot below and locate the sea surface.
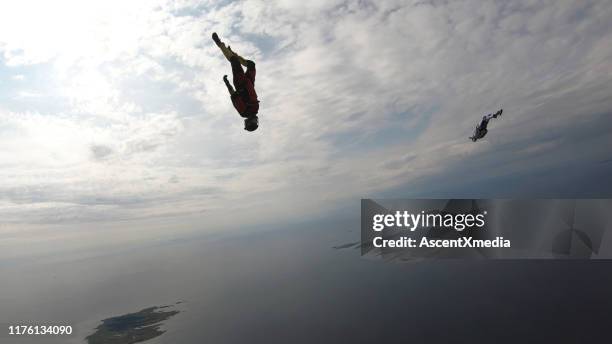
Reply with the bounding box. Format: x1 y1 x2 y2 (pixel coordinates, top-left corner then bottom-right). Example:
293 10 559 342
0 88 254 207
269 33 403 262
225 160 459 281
2 216 612 343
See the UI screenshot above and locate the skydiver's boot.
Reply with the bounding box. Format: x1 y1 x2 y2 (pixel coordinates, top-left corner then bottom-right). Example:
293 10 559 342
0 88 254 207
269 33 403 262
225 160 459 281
212 32 222 46
212 32 236 61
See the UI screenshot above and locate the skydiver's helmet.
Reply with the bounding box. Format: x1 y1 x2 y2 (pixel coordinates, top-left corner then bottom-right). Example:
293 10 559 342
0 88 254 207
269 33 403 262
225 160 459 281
244 116 259 132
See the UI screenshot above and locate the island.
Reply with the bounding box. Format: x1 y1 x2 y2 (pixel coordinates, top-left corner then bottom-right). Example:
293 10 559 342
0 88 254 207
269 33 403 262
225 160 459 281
86 304 181 344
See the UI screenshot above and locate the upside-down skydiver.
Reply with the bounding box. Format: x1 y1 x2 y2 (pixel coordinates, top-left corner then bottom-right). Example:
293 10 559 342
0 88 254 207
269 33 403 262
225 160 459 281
212 32 260 132
470 109 502 142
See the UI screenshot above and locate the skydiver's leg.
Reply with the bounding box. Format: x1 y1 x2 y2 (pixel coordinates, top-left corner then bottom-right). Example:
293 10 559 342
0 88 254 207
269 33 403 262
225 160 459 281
230 55 246 89
227 45 250 68
212 32 236 62
212 33 251 66
480 112 499 127
245 60 256 84
216 41 235 61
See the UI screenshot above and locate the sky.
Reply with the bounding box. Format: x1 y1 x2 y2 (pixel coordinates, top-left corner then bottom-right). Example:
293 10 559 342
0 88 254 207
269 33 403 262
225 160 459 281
0 0 611 248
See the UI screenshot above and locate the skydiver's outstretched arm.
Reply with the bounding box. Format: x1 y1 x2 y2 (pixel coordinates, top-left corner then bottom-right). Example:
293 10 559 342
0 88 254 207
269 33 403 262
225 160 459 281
223 75 235 95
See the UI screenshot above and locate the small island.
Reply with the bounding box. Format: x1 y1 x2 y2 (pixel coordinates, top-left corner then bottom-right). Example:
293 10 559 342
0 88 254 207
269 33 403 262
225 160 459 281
86 304 181 344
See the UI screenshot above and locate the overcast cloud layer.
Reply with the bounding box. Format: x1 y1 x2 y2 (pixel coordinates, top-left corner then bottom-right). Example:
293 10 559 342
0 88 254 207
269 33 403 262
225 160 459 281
0 0 611 235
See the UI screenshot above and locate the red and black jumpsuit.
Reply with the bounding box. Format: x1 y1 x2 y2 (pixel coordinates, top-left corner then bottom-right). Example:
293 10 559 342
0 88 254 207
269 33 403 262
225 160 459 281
230 55 259 117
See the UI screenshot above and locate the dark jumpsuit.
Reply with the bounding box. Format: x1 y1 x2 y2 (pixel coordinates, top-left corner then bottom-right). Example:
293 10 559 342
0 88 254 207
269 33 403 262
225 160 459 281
230 55 259 117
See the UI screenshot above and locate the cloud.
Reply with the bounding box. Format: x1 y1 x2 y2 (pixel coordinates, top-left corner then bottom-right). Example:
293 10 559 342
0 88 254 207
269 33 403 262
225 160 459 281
90 144 114 161
0 0 611 229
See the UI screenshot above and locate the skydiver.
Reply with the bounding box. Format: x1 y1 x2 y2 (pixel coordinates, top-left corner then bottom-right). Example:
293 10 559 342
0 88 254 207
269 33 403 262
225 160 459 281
470 109 503 142
212 32 260 132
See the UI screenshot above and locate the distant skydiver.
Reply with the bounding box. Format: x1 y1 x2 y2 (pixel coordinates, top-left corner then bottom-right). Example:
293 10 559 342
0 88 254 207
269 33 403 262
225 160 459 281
470 109 503 142
212 32 260 132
